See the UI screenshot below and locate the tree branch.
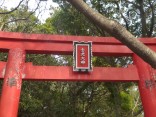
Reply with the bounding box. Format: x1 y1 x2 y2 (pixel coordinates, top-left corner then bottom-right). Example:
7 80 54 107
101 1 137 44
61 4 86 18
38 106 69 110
138 0 148 37
83 86 95 117
0 1 41 31
114 1 129 31
147 0 155 37
134 106 143 116
0 0 5 7
0 0 24 14
132 95 140 116
67 0 156 68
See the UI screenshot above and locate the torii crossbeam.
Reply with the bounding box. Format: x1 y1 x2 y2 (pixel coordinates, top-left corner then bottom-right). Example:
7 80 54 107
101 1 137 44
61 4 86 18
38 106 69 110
0 31 156 117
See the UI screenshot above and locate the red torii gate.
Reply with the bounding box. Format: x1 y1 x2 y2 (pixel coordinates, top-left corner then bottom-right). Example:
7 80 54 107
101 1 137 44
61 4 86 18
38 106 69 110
0 31 156 117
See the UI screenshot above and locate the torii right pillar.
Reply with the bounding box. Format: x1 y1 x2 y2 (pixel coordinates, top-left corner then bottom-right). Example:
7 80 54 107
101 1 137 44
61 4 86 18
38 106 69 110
133 54 156 117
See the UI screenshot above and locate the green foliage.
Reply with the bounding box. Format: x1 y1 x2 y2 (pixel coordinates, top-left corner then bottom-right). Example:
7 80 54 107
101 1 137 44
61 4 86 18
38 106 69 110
0 0 151 116
120 91 134 111
0 52 8 61
26 54 62 66
0 5 39 32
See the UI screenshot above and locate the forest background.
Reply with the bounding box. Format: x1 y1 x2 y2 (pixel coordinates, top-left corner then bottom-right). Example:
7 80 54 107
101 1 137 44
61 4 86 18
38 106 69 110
0 0 156 117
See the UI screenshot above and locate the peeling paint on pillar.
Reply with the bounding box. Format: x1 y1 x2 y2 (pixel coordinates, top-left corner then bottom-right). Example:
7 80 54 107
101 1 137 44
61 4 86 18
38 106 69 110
0 48 25 117
133 54 156 117
4 48 25 89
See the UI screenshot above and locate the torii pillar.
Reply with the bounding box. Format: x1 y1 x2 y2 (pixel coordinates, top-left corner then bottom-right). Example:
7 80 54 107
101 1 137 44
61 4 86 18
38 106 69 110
0 48 25 117
133 54 156 117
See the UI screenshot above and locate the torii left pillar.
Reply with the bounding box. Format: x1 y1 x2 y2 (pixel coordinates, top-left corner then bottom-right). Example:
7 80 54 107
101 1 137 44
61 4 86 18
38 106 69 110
0 48 25 117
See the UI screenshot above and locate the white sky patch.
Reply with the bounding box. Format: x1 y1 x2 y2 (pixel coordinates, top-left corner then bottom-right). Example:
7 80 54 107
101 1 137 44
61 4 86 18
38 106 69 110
1 0 58 23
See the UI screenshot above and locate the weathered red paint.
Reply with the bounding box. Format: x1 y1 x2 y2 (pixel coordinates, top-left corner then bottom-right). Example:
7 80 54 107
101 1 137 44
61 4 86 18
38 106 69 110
0 48 25 117
0 31 156 44
0 31 156 56
0 38 133 56
0 31 156 117
76 44 90 68
133 54 156 117
0 62 139 81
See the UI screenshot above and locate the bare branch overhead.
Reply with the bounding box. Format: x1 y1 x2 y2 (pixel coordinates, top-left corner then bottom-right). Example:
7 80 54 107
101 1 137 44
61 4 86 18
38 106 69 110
0 0 24 14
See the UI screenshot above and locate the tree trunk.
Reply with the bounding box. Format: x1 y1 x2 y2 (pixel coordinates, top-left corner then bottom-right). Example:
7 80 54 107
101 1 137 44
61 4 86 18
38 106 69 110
67 0 156 68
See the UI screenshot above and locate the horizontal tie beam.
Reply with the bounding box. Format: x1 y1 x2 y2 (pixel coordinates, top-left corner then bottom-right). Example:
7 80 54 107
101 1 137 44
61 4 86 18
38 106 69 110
0 62 139 82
